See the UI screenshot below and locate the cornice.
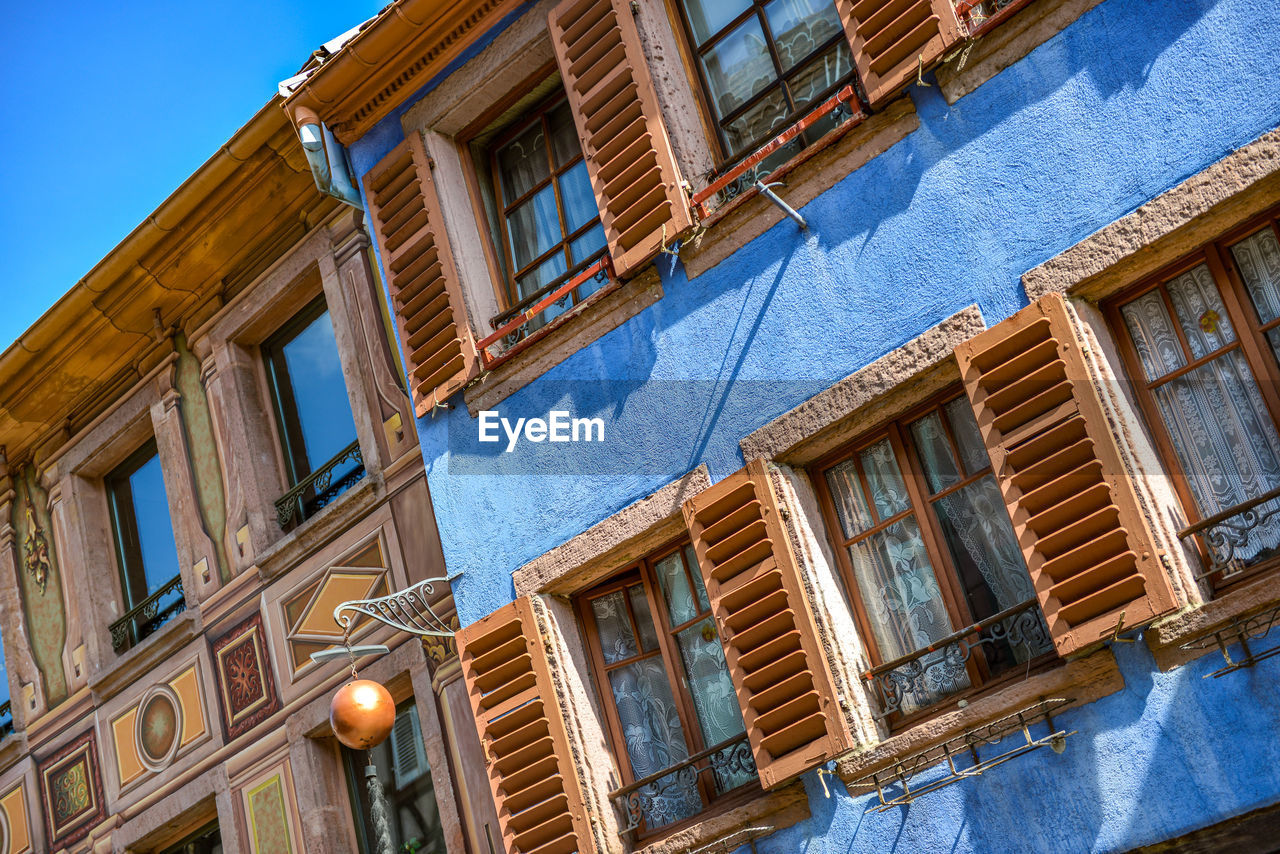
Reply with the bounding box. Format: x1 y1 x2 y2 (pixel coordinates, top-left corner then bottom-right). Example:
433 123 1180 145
282 0 519 145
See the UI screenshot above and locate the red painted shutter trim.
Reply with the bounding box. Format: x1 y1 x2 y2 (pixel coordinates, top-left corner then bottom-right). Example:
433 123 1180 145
457 596 599 854
364 134 478 416
836 0 965 106
955 292 1179 656
548 0 692 278
683 459 854 789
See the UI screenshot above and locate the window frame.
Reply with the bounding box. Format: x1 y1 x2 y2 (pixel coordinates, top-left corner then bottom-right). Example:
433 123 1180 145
810 388 1056 730
105 437 177 613
573 536 759 840
666 0 857 170
487 91 608 315
1103 206 1280 594
261 294 336 489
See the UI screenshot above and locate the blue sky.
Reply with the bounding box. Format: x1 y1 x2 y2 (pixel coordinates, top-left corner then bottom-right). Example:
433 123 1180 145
0 0 385 350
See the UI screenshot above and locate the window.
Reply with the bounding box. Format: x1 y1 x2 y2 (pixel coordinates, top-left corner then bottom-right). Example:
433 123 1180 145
815 394 1053 722
472 88 608 333
262 297 364 528
577 542 756 837
343 701 447 854
157 822 221 854
673 0 854 170
106 439 183 652
1109 214 1280 589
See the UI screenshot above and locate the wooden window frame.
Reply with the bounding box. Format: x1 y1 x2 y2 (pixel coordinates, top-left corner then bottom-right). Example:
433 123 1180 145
261 294 340 489
666 0 858 171
106 437 176 613
488 91 608 312
155 821 221 854
1103 205 1280 596
573 537 760 841
810 388 1057 731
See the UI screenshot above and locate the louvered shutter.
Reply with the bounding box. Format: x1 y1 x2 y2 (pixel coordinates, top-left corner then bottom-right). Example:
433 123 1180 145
682 459 854 789
836 0 966 106
954 292 1178 656
364 134 478 416
390 708 428 789
457 597 598 854
548 0 693 278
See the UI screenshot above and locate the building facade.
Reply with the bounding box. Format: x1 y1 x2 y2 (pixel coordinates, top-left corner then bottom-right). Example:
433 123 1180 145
278 0 1280 852
3 0 1280 852
0 104 495 852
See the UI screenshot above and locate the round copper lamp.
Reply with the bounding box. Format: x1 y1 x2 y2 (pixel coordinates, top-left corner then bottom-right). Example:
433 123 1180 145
330 679 395 750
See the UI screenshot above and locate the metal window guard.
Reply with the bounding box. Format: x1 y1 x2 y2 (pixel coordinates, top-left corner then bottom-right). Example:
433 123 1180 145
0 701 11 740
610 733 756 836
861 599 1052 720
1176 485 1280 581
690 84 864 221
477 254 615 368
332 576 457 639
109 574 186 654
1179 601 1280 678
848 698 1076 812
274 439 365 529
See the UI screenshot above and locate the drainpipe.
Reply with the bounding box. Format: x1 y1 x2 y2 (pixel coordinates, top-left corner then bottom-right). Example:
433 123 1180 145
292 106 363 209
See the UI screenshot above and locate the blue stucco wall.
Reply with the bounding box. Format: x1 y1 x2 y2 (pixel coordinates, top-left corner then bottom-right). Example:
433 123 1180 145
348 0 1280 848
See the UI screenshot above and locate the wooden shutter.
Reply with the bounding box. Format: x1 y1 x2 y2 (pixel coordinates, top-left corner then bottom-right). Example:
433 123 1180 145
548 0 693 278
836 0 966 106
955 292 1178 656
364 134 478 416
682 459 854 789
457 597 597 854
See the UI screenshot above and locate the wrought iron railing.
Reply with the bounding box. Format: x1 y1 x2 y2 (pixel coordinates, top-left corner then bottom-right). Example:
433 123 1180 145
110 574 186 653
275 440 365 529
861 599 1052 720
478 254 614 368
1177 485 1280 581
610 734 756 836
0 700 12 740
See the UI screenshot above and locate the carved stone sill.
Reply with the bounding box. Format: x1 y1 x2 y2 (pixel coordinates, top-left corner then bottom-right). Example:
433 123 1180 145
464 269 664 416
1147 570 1280 672
257 471 384 581
90 608 203 703
631 781 810 854
835 649 1122 785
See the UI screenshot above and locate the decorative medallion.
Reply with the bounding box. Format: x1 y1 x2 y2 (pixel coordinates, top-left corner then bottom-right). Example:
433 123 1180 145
135 684 183 772
283 563 387 674
37 731 105 849
211 612 280 741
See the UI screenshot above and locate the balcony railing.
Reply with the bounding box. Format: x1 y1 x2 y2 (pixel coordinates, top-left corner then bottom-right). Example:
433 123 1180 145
1177 485 1280 581
274 440 365 529
610 734 756 836
861 599 1052 720
0 700 12 740
110 574 186 654
478 254 615 369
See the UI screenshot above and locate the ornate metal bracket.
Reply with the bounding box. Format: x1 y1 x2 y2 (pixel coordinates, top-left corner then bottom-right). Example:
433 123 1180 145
332 576 456 638
1179 601 1280 678
847 698 1076 811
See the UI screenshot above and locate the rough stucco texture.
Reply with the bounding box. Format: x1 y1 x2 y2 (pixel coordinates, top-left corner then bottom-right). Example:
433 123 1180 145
357 0 1280 628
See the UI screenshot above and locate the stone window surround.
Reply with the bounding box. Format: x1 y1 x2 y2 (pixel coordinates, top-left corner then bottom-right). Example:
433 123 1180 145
195 210 416 580
511 467 812 854
1022 127 1280 670
735 305 1134 784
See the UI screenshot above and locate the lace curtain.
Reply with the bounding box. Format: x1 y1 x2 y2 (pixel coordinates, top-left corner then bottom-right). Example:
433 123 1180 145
1120 261 1280 565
